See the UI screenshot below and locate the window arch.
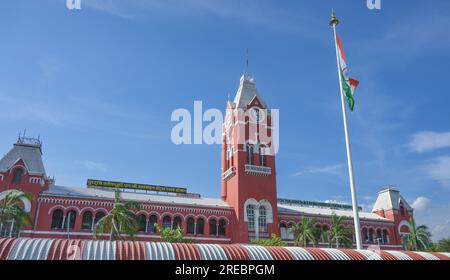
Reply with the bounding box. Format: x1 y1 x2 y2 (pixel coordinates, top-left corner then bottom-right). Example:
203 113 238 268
147 215 158 233
137 214 147 232
51 209 64 229
94 212 106 225
63 210 76 230
173 216 182 229
368 228 375 243
187 217 195 234
162 216 172 229
259 206 267 233
81 211 93 230
280 223 287 239
287 223 295 240
218 218 226 236
196 218 205 235
209 218 217 236
362 228 368 243
246 204 255 232
382 229 389 244
12 168 24 184
376 229 382 244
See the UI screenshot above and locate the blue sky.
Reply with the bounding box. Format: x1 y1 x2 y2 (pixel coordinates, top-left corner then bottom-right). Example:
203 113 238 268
0 0 449 240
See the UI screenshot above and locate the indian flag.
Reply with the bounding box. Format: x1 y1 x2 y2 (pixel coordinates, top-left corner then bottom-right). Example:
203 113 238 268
336 33 359 111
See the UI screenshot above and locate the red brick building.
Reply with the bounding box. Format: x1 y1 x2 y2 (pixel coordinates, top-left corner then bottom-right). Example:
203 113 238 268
0 75 413 250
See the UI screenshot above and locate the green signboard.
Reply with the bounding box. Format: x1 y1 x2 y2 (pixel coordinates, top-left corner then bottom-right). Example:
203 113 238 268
87 179 187 194
278 198 362 211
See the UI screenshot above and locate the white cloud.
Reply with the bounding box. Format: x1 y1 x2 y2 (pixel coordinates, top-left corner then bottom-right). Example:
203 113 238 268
293 164 345 178
409 131 450 153
75 160 108 172
412 197 431 212
425 156 450 188
413 202 450 242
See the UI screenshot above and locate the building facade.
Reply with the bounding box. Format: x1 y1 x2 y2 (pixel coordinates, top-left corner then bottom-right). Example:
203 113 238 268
0 75 413 250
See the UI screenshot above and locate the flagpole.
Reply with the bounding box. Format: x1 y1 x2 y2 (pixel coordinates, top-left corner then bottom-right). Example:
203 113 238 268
330 11 363 250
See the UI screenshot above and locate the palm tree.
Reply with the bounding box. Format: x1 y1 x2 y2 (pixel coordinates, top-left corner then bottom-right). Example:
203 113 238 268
94 190 141 241
404 217 432 251
289 217 319 247
328 213 353 248
0 190 32 238
435 238 450 252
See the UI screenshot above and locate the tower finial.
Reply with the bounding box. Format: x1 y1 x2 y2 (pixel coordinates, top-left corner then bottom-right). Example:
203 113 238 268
329 9 339 27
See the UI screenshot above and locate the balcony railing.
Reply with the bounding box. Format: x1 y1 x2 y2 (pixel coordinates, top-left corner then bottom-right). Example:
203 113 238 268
223 167 236 181
244 164 272 176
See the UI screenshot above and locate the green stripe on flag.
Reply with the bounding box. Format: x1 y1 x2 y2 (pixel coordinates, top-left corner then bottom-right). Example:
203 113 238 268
340 68 355 111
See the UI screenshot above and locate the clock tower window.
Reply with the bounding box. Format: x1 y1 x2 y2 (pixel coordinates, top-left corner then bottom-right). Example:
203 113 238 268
246 145 253 165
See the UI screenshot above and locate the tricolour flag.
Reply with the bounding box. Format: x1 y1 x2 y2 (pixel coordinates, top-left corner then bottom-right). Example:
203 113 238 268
336 33 359 111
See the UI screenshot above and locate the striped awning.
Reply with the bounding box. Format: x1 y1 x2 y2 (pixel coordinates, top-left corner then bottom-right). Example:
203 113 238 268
0 238 448 261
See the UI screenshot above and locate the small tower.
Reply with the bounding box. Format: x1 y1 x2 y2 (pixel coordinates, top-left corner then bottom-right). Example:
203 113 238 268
0 135 52 235
372 187 413 246
221 74 279 243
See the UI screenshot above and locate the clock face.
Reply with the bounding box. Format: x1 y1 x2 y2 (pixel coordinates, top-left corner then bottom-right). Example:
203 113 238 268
250 107 265 122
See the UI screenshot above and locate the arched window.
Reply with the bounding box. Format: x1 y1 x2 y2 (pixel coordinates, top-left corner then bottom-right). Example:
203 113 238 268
288 223 294 240
196 218 205 235
12 168 24 184
137 214 147 232
94 212 106 225
259 147 266 166
259 206 267 233
173 216 182 230
162 216 172 229
186 217 195 234
51 209 64 229
368 228 375 243
322 225 330 243
63 210 76 230
376 229 382 244
246 204 255 231
209 218 217 236
246 145 253 165
280 223 287 239
81 211 93 230
218 219 226 236
382 229 389 244
362 228 368 242
147 215 158 233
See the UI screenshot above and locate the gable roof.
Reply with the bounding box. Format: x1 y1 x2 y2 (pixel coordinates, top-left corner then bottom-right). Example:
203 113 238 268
0 144 46 175
372 187 413 212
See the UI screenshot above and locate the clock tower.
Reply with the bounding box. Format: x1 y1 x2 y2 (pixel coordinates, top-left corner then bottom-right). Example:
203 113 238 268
221 74 279 243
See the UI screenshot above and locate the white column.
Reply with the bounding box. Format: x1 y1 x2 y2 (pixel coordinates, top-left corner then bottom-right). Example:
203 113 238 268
254 209 260 240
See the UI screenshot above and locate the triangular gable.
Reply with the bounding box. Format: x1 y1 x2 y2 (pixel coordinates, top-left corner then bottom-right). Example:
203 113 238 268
247 95 265 109
8 158 29 174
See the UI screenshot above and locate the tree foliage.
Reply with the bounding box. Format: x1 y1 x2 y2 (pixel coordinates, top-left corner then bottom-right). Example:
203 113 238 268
0 190 32 236
94 190 141 241
251 234 287 247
